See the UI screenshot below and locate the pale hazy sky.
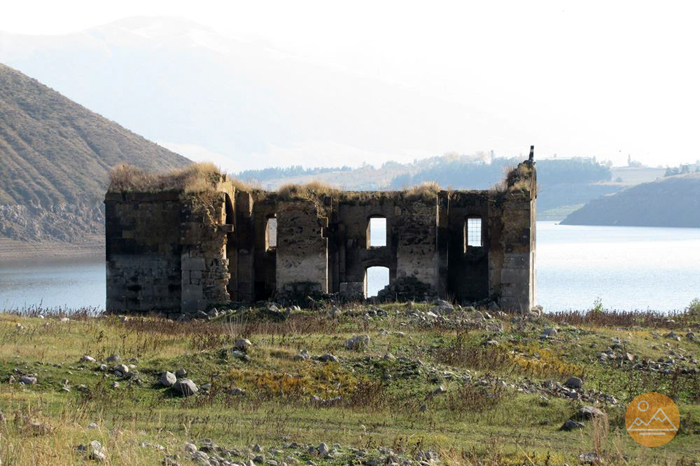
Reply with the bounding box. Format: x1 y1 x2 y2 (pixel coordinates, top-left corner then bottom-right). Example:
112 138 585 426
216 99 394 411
2 0 700 167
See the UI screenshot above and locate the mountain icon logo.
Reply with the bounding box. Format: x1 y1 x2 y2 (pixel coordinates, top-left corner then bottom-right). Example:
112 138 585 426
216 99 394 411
625 392 680 447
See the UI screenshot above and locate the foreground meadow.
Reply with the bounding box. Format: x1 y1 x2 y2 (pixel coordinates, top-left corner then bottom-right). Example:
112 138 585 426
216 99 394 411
0 302 698 465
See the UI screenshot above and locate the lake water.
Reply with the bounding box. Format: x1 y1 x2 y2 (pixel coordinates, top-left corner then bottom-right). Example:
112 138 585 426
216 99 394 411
1 222 699 312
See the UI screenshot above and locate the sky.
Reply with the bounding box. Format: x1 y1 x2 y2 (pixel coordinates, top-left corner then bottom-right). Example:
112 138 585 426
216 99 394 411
1 0 700 167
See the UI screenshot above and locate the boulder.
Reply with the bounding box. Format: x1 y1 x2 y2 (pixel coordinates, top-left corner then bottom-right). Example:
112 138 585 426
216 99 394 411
160 371 177 387
113 364 130 377
318 354 339 363
559 419 584 431
234 339 252 352
173 379 199 397
564 376 583 389
574 406 605 420
345 334 370 351
19 375 37 385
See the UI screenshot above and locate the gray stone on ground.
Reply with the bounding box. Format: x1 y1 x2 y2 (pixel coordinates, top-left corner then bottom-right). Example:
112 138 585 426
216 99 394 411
234 338 252 351
160 371 177 387
173 378 199 397
89 440 106 462
19 375 37 385
345 334 370 351
114 364 130 377
564 376 583 389
81 355 96 363
106 354 120 363
175 368 187 378
318 354 339 363
575 406 605 420
560 419 585 431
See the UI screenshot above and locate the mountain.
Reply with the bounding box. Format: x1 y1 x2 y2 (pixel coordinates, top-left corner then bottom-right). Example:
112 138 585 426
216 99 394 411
0 63 190 245
562 173 700 227
0 16 526 172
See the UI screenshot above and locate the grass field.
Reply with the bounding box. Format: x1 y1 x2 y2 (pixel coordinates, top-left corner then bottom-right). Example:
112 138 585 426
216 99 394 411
0 302 698 465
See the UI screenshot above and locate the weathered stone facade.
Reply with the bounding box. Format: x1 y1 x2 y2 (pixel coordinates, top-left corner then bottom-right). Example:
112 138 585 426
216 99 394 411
105 159 537 314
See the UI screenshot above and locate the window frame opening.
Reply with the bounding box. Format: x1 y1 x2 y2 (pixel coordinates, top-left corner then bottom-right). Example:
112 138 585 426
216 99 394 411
464 217 483 252
265 215 278 251
367 216 387 248
364 266 390 298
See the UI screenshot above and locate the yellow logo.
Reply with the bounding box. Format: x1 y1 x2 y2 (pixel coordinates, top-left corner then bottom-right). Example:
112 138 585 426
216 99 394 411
626 392 679 447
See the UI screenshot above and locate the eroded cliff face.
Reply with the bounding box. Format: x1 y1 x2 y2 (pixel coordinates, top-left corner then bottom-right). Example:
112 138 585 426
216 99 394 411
0 202 103 243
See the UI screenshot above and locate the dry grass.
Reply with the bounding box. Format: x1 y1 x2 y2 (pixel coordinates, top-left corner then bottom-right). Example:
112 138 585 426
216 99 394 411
276 180 339 200
108 163 253 194
404 182 441 200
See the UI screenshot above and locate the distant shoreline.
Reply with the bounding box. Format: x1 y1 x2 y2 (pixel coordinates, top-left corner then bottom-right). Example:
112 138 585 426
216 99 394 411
0 238 104 262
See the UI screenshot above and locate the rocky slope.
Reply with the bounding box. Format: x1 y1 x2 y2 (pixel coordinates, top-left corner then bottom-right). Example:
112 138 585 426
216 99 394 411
0 63 190 244
562 173 700 227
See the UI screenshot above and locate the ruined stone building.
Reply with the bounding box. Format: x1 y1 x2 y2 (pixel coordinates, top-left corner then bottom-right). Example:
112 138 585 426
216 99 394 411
105 157 537 314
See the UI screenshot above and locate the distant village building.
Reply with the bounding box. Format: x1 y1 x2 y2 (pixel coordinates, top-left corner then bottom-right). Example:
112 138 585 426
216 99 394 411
104 156 537 314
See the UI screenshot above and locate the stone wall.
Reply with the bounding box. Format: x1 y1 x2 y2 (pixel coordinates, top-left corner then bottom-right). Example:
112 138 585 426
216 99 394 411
105 192 182 313
276 200 328 297
105 159 537 313
180 192 231 313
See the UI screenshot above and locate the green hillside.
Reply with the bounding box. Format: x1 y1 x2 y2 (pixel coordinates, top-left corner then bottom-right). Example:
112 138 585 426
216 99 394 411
0 63 190 243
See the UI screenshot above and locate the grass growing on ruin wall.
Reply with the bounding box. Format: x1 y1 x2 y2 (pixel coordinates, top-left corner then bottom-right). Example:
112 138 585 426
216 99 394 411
108 163 253 194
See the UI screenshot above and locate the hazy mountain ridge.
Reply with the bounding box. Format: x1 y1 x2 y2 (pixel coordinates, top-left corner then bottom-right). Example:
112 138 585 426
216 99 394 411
562 173 700 227
0 16 525 171
237 155 621 217
0 63 190 243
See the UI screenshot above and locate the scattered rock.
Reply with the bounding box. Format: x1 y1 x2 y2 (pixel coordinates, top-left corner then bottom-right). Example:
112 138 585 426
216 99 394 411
113 364 130 377
318 353 339 363
345 334 370 351
574 406 605 421
89 440 107 462
560 419 584 431
564 376 583 389
81 355 96 363
175 368 187 378
160 371 177 387
294 349 311 361
234 339 252 352
173 379 199 397
106 354 121 363
19 375 37 385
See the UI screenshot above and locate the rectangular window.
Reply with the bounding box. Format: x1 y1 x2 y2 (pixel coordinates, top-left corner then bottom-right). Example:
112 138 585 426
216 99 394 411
266 217 277 250
466 217 482 249
368 217 387 247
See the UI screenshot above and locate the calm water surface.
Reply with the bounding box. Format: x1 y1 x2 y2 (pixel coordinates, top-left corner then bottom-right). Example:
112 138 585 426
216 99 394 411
1 222 699 312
